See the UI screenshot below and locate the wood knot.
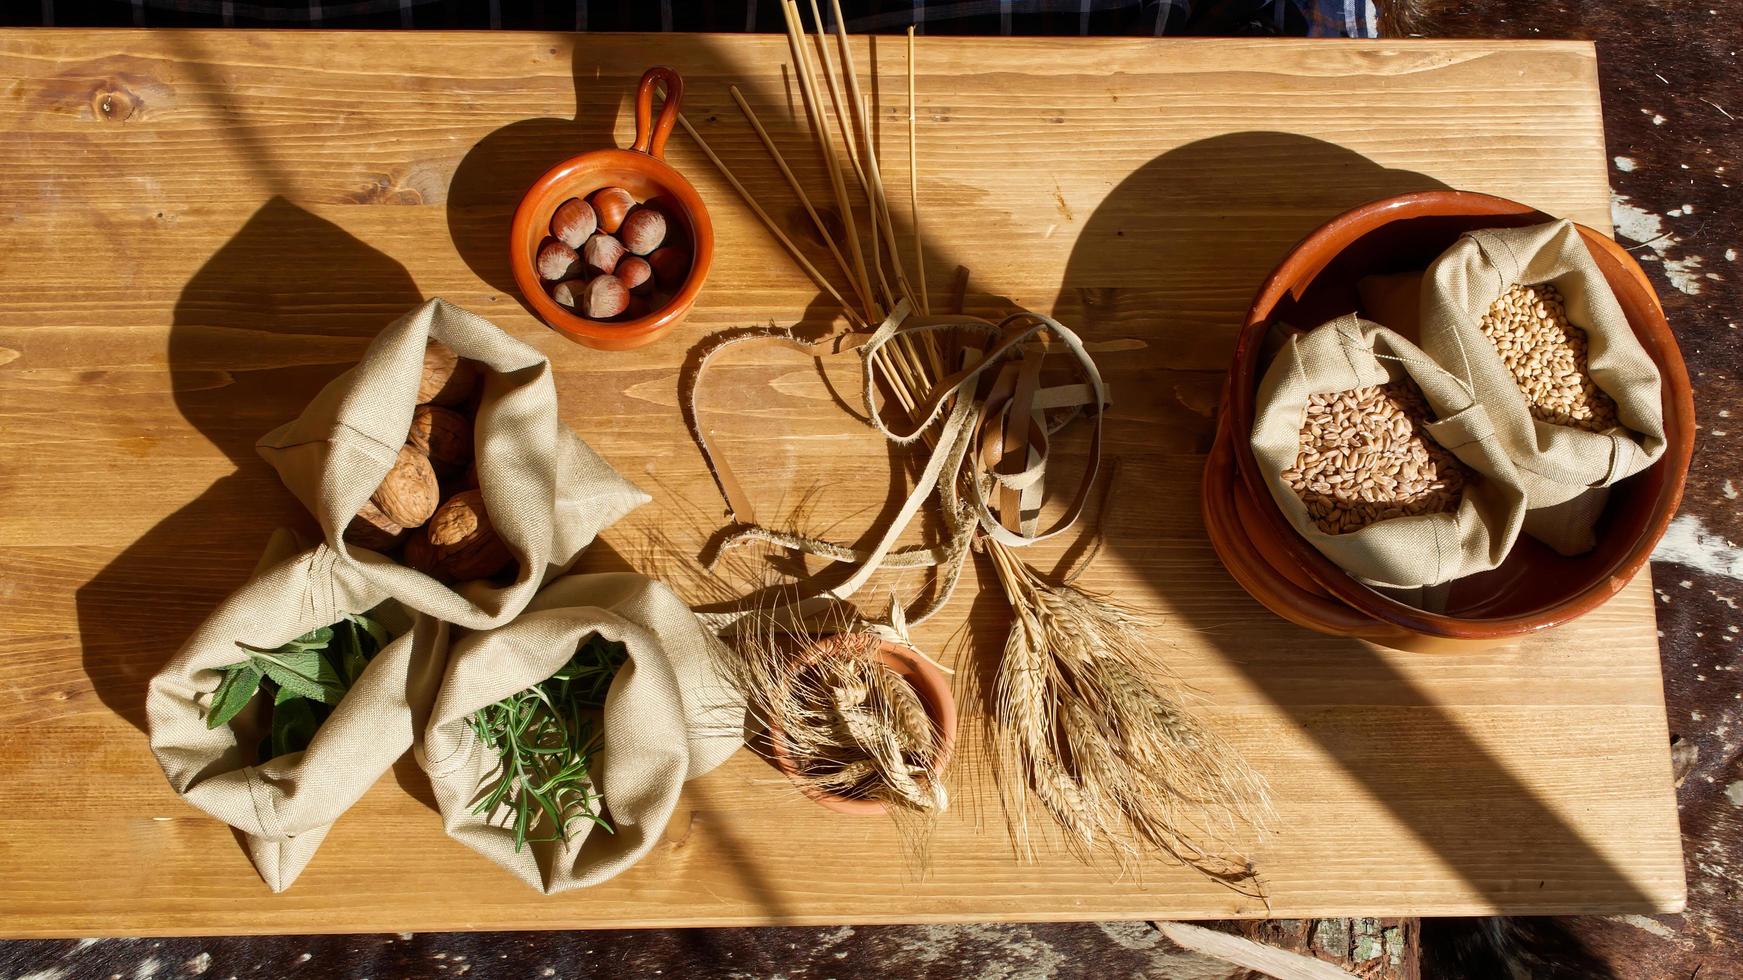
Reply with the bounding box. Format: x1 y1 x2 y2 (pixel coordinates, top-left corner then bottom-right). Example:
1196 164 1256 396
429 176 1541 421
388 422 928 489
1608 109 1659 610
92 87 140 123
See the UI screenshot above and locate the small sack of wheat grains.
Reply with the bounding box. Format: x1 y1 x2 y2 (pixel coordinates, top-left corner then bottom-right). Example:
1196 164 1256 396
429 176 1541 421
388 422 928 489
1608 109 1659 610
256 298 649 629
1251 315 1530 590
1418 220 1667 555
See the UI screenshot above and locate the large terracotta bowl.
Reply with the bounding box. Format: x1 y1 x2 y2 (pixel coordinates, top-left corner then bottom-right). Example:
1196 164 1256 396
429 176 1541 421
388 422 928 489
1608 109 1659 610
1204 190 1695 652
767 636 957 816
510 66 715 351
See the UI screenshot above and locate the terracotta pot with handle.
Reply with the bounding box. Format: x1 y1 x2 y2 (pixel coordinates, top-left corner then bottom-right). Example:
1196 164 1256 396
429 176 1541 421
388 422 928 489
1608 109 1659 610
510 66 715 351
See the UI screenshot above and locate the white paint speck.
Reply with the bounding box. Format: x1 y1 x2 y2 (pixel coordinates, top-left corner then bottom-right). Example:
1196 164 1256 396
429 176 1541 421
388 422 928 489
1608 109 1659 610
133 959 161 980
1727 249 1738 262
1727 781 1743 806
1614 155 1637 172
1652 114 1667 125
295 954 311 964
1724 481 1737 499
186 953 211 976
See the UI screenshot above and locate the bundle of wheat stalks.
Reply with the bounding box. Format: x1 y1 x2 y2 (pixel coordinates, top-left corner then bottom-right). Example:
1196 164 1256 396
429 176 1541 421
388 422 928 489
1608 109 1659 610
681 0 1268 883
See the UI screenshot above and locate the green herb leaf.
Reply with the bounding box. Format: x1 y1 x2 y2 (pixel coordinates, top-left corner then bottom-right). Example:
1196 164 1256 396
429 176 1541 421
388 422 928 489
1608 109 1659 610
269 696 321 760
347 612 391 656
249 648 343 704
205 664 262 730
335 620 369 687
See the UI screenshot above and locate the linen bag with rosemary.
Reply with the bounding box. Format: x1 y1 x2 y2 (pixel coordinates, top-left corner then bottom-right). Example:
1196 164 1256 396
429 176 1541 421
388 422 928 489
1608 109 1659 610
1417 219 1667 554
257 297 649 630
1251 314 1530 589
147 528 447 892
418 572 742 895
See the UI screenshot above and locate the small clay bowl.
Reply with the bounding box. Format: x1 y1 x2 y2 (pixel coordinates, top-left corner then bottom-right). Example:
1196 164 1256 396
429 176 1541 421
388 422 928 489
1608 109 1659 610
1205 190 1695 651
767 636 957 816
510 66 715 352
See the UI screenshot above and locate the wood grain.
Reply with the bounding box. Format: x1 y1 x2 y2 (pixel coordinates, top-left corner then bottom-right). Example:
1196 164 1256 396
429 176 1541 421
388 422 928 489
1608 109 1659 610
0 31 1684 937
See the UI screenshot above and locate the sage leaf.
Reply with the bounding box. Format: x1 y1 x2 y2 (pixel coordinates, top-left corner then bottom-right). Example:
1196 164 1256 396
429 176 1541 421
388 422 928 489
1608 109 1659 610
250 648 341 704
205 664 261 730
270 696 321 760
348 612 391 656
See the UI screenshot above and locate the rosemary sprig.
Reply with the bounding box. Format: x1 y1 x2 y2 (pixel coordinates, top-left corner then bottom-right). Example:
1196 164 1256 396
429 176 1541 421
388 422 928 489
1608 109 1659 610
467 634 627 853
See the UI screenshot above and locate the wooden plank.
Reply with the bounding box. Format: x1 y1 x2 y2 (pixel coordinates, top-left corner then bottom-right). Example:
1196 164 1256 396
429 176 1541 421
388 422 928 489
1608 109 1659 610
0 31 1684 936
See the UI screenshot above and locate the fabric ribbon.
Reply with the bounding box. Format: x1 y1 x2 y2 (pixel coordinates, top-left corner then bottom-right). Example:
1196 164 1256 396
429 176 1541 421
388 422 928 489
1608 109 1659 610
686 301 1109 633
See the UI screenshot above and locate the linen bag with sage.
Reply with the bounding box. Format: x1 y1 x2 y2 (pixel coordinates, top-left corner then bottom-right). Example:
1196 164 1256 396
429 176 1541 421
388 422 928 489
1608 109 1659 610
1250 315 1529 590
147 529 448 892
418 573 743 895
256 297 649 630
1417 220 1667 554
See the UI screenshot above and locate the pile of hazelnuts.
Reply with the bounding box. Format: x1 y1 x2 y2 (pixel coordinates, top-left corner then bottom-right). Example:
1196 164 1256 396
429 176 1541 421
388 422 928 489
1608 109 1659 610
537 186 691 321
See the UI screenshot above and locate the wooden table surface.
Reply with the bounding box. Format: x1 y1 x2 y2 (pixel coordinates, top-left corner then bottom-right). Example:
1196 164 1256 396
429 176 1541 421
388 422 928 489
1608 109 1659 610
0 30 1686 937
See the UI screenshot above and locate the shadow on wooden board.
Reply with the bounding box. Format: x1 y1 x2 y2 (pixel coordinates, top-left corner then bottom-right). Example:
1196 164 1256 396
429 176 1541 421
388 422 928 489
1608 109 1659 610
75 197 422 732
1058 132 1657 916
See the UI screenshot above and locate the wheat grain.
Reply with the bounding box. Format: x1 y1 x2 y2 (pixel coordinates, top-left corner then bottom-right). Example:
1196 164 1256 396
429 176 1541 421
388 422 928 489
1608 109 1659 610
1286 380 1470 534
1478 282 1619 432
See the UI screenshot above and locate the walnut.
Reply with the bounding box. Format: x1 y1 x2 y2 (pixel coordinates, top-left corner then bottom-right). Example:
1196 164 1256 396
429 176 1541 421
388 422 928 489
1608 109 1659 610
421 489 515 583
417 339 480 406
344 499 405 552
370 443 439 528
405 404 473 477
402 526 437 574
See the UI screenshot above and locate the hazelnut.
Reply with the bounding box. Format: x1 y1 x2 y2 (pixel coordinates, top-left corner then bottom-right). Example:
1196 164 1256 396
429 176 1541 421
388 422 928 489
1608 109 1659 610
551 278 586 309
536 239 579 281
406 404 473 477
417 340 479 406
589 186 636 234
614 255 653 294
423 489 515 582
370 443 440 528
647 246 691 290
581 233 624 277
583 275 630 319
617 208 667 255
344 499 405 552
550 197 597 249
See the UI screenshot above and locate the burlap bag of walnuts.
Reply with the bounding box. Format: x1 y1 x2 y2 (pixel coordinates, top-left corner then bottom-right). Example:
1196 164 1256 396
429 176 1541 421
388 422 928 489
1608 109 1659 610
256 298 649 629
418 573 743 894
146 529 448 892
1251 315 1530 590
1418 220 1667 554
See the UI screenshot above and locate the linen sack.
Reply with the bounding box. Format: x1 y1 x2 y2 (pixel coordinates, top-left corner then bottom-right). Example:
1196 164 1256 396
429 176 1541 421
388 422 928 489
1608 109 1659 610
1418 220 1667 554
147 529 448 892
419 573 743 895
257 297 649 630
1251 315 1529 590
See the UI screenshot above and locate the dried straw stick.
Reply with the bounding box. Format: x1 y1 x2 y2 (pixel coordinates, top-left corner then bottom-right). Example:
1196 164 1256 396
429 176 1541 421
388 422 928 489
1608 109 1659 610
780 0 875 316
805 0 871 200
829 0 918 310
675 113 863 324
729 85 876 323
907 27 928 315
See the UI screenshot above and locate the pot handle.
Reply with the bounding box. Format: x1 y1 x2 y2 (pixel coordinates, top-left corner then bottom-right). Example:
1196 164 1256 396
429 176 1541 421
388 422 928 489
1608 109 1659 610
631 66 683 161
